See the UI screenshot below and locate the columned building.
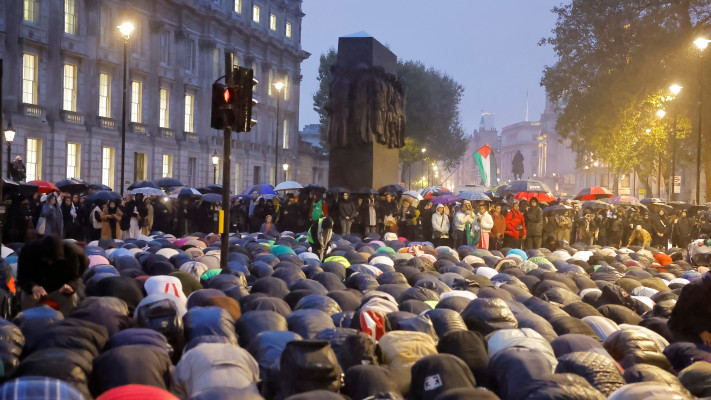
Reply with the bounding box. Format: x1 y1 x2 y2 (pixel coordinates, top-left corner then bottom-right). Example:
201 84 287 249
0 0 323 193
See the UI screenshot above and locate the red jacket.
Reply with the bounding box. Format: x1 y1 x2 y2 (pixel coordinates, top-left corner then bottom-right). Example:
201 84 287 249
505 209 527 239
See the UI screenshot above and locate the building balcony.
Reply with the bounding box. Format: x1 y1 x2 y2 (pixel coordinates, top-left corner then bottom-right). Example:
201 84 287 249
130 122 149 137
20 103 46 119
185 132 198 142
159 128 174 138
60 110 85 125
97 117 116 130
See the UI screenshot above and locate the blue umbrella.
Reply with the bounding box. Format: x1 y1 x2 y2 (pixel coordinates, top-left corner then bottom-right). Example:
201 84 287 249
201 193 223 203
88 183 112 191
458 191 492 202
127 180 158 190
87 190 121 202
55 178 88 194
177 187 202 199
155 177 183 188
242 184 275 196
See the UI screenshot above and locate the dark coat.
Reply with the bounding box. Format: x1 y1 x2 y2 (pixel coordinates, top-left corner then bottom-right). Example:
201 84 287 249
669 273 711 342
16 236 87 294
525 205 543 237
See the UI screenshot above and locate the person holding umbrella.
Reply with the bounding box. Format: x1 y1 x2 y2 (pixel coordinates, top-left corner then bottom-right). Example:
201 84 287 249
504 201 526 249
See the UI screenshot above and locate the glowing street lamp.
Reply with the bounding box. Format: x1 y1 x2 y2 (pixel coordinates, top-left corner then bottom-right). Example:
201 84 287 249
117 21 134 195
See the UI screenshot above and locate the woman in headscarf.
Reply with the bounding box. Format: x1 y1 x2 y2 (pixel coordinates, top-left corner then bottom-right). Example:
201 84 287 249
61 195 80 240
101 200 123 239
40 193 64 238
141 197 154 235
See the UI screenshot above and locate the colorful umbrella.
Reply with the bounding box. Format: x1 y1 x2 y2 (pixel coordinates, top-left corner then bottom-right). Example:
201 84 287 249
574 186 613 201
27 180 59 194
430 194 460 205
609 195 641 206
242 184 275 196
514 191 556 203
505 180 556 203
421 186 451 199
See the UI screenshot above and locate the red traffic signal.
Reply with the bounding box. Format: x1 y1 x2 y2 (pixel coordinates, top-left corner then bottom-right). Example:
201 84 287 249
223 88 231 103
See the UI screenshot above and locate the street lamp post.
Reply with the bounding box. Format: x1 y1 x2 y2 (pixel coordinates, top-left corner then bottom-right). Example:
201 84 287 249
4 124 14 179
282 163 289 181
694 38 709 204
421 148 426 188
669 84 682 201
117 22 134 196
656 109 667 198
211 150 219 185
273 81 285 186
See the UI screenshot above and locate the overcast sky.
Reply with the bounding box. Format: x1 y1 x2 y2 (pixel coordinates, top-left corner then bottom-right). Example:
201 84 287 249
298 0 562 135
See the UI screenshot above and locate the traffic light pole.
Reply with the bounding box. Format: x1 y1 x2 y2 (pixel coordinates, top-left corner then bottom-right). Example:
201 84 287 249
220 126 231 270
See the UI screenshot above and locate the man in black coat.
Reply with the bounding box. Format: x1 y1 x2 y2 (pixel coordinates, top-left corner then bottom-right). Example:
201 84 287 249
524 197 543 249
650 208 669 249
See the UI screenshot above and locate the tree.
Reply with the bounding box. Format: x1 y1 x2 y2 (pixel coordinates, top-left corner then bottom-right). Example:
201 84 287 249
312 52 468 172
540 0 707 196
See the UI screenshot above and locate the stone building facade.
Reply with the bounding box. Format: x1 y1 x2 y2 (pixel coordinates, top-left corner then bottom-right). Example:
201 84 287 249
0 0 328 193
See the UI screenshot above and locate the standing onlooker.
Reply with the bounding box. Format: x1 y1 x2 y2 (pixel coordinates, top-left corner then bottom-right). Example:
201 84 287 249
100 200 123 239
141 197 154 235
650 208 669 249
338 193 357 235
419 201 434 242
431 204 450 247
556 210 572 243
490 204 506 250
309 193 328 223
524 197 543 249
398 198 417 240
61 196 80 240
40 193 63 238
476 203 494 249
504 202 526 249
674 210 695 248
453 201 475 249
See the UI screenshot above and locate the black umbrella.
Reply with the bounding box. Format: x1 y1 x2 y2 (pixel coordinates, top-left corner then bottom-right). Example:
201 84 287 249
155 177 183 188
542 204 571 214
88 183 112 191
201 193 223 203
19 182 39 197
302 184 326 196
127 180 158 190
355 187 378 194
378 184 405 194
327 187 350 194
55 179 88 194
668 201 691 210
87 191 122 202
688 205 709 215
582 200 609 210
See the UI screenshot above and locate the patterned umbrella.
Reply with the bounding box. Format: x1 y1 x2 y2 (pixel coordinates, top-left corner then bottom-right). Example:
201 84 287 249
609 195 641 206
505 180 556 203
574 186 613 201
421 186 451 199
27 180 59 194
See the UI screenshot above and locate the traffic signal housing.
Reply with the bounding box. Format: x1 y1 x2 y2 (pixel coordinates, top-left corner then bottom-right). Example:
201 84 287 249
211 83 235 130
210 66 258 132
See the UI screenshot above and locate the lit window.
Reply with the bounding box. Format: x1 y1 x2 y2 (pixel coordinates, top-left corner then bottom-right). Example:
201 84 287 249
234 0 241 14
185 40 195 72
282 119 289 149
187 157 196 186
213 48 221 79
234 163 241 195
99 5 111 45
285 22 292 38
102 147 115 189
98 73 111 118
23 0 37 23
63 64 77 111
64 0 76 35
22 53 37 104
159 88 170 128
26 138 42 181
252 5 260 23
130 81 142 123
162 154 173 178
269 14 276 30
67 143 81 179
283 75 290 101
184 94 194 132
160 29 170 65
134 153 147 182
268 70 273 96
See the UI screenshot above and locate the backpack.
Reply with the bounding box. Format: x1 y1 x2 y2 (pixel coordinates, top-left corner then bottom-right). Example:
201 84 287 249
279 340 343 397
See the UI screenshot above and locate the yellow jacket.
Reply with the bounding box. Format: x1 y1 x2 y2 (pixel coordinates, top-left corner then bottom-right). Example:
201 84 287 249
628 228 652 248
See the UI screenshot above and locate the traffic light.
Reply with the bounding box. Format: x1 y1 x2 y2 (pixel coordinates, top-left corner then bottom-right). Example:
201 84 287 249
232 66 257 132
211 83 235 130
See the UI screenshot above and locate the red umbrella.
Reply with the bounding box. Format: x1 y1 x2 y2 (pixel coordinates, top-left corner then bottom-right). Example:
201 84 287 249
574 186 613 201
27 180 59 194
514 191 556 203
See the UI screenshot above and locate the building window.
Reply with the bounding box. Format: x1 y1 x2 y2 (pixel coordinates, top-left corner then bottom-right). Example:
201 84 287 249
184 94 194 132
285 22 292 38
63 64 77 112
252 5 260 23
253 165 261 185
134 153 147 182
268 69 273 96
102 147 115 189
98 73 111 118
162 154 173 178
282 119 289 149
185 40 195 72
64 0 76 35
283 75 290 101
23 0 37 23
26 138 41 181
160 29 170 65
99 5 111 45
188 157 196 186
234 0 241 13
159 88 170 128
67 143 81 179
130 81 142 123
234 163 241 195
269 14 276 30
270 167 275 185
22 53 37 104
213 48 221 80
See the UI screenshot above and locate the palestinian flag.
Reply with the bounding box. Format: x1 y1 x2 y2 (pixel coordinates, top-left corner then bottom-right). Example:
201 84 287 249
474 145 497 187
